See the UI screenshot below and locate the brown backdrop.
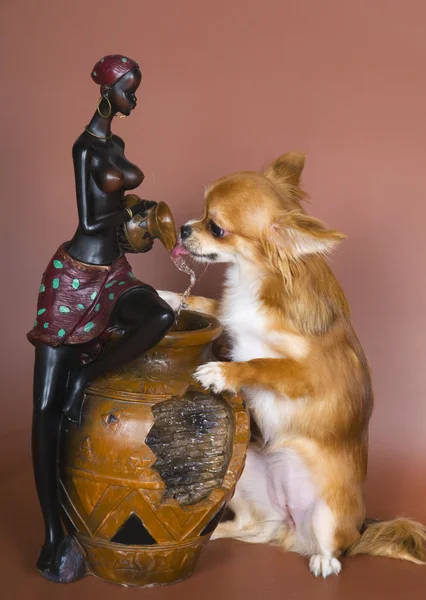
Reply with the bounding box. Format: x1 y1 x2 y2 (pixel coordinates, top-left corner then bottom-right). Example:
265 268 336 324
1 0 425 523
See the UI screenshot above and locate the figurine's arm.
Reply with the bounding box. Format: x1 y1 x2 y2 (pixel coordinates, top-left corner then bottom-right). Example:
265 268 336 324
73 145 131 235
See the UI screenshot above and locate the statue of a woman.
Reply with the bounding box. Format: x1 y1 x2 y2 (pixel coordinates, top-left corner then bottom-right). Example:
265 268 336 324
27 55 175 582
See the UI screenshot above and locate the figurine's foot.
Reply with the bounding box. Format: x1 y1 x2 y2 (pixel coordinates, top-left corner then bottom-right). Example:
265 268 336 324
37 536 86 584
63 372 87 424
36 539 62 572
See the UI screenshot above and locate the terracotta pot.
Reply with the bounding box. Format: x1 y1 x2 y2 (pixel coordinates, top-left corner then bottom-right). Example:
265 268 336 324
59 310 250 587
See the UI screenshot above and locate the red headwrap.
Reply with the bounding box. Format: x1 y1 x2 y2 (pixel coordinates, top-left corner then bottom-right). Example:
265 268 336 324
91 54 139 87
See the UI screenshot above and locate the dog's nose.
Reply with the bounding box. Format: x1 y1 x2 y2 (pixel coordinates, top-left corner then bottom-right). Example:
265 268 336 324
180 224 192 240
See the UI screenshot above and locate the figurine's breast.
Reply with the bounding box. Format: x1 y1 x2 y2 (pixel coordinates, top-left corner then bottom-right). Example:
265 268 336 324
91 144 144 193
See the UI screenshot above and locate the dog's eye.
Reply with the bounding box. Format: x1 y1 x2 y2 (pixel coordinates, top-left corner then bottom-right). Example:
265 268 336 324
209 220 224 238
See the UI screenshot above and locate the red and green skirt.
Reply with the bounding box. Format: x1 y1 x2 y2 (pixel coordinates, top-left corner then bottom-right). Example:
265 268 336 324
27 244 147 348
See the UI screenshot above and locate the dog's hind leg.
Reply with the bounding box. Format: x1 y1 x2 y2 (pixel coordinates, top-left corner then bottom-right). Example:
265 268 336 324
212 446 283 543
307 500 344 578
212 516 281 543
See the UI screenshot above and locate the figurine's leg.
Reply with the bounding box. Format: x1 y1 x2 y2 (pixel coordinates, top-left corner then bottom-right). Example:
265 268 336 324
32 341 85 581
63 286 174 423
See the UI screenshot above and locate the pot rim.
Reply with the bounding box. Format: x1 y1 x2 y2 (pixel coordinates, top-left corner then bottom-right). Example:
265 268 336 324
158 310 223 347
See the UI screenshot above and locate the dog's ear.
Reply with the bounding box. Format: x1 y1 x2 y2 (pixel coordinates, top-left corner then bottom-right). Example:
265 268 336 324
264 152 306 187
270 211 345 258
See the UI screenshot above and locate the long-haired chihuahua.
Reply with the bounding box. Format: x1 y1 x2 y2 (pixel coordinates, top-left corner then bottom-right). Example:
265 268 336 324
160 152 425 577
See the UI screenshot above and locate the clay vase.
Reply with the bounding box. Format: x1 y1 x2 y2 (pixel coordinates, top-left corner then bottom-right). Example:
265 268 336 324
58 310 250 587
117 195 178 254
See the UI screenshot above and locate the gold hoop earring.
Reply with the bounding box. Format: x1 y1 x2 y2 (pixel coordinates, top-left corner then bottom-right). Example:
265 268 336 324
97 96 112 118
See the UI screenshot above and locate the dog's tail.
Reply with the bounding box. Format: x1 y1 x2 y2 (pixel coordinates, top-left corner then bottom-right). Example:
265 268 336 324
346 518 426 565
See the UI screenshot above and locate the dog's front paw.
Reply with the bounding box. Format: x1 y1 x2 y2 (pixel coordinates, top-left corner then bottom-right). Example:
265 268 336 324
194 362 235 394
156 290 182 311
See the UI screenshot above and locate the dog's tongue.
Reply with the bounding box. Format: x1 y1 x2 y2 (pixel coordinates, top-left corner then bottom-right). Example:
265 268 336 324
171 243 190 259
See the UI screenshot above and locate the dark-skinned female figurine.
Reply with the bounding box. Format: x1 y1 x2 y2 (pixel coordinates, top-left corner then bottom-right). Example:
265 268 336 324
27 55 175 583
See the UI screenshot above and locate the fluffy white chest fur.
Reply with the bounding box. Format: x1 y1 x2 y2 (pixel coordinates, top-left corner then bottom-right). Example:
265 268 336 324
219 263 304 444
220 264 278 362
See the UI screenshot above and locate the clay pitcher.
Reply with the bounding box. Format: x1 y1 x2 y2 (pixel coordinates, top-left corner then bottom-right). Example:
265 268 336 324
58 310 250 587
117 195 178 254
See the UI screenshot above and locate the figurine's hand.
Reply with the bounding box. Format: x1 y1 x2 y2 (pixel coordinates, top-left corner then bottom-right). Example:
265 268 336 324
194 361 237 394
140 235 155 253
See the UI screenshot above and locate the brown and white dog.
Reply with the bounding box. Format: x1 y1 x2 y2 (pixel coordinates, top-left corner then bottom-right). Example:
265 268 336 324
159 152 426 577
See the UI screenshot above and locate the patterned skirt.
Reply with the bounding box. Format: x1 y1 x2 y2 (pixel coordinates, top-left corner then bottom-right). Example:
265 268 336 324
27 243 148 348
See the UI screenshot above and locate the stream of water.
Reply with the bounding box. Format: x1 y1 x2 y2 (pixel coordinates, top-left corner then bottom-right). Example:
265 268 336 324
171 255 196 320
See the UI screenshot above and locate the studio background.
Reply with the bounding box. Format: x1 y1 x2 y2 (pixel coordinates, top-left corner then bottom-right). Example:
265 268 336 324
1 0 425 526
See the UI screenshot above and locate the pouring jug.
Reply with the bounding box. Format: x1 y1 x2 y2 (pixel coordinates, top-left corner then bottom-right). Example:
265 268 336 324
119 194 177 254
